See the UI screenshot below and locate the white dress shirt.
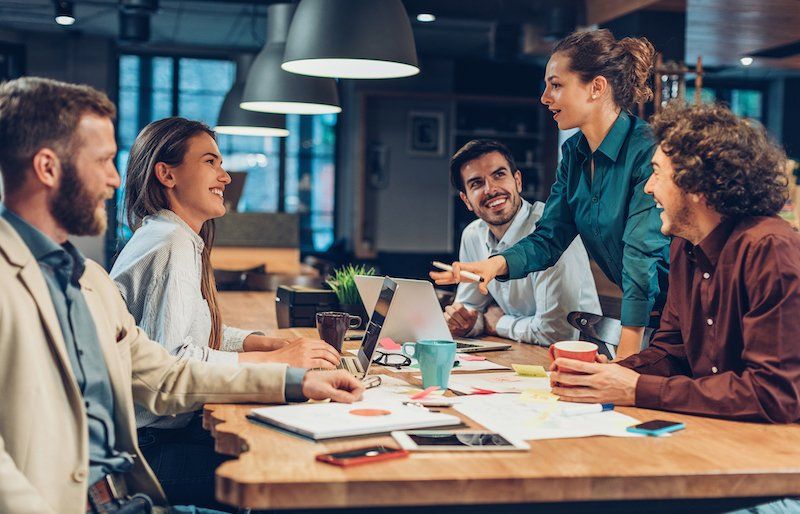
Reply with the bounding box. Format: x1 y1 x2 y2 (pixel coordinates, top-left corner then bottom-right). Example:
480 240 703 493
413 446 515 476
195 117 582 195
111 209 259 428
455 200 601 346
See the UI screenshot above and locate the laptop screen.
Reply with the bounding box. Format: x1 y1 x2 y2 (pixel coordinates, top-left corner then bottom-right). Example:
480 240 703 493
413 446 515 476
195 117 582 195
357 277 397 371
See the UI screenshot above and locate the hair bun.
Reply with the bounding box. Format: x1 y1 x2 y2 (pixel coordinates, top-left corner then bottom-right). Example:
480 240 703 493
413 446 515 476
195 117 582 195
618 37 656 104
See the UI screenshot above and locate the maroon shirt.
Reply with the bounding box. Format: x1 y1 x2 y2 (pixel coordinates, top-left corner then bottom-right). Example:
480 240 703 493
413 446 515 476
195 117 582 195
618 216 800 422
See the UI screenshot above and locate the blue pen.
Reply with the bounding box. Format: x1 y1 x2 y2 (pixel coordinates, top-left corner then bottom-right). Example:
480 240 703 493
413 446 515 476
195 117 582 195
560 403 615 417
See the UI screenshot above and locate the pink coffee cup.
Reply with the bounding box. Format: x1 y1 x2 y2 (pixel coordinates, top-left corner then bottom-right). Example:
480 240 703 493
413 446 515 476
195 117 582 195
549 340 598 374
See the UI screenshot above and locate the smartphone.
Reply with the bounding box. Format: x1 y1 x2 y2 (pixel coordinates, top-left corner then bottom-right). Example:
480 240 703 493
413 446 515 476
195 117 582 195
315 445 409 467
626 420 685 436
392 431 529 451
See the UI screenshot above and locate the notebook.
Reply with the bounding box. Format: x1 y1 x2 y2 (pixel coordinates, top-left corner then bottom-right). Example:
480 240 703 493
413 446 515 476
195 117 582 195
250 401 461 440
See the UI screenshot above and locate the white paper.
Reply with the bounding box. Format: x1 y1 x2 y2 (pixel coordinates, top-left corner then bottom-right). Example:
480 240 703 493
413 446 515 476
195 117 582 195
446 371 550 394
453 394 642 441
251 399 461 440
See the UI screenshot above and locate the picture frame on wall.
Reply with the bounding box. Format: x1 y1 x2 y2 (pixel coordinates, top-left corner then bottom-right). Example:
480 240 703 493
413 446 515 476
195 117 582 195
408 111 445 157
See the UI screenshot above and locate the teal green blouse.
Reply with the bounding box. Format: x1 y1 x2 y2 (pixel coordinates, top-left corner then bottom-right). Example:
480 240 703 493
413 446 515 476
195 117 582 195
500 111 670 327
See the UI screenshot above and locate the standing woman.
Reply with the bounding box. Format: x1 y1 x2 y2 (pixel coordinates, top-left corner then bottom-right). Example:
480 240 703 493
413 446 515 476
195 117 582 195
433 29 670 359
111 117 339 509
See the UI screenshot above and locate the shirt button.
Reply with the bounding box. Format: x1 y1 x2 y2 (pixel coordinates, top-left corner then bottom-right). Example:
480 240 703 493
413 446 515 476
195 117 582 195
703 272 710 279
592 196 598 203
72 468 87 482
711 366 719 374
707 318 714 326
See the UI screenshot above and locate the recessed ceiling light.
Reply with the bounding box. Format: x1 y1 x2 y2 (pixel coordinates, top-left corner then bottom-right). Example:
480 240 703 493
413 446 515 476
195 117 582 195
417 13 436 22
54 0 75 26
740 56 754 66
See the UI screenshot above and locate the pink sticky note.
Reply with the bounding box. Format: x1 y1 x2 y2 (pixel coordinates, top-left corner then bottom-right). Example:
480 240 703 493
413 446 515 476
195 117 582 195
410 386 440 400
457 354 486 361
379 337 401 350
471 387 498 395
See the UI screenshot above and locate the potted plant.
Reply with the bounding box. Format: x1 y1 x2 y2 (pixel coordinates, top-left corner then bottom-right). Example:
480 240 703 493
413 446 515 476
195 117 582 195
326 264 375 329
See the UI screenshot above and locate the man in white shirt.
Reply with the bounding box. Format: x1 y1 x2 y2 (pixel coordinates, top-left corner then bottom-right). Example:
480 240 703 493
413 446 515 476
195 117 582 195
446 140 601 346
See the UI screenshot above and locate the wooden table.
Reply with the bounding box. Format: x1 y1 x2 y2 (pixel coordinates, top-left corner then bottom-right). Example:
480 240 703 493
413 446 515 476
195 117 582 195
207 292 800 512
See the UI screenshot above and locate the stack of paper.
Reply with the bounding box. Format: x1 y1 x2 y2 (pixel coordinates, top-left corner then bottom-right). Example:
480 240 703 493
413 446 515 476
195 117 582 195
447 372 550 394
251 400 461 440
453 394 642 440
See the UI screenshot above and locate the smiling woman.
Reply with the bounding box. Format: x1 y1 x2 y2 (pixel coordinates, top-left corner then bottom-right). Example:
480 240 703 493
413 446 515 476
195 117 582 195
108 116 341 509
432 29 670 360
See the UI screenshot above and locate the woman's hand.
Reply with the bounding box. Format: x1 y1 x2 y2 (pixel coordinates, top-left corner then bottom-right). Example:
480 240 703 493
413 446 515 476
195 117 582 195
429 255 509 295
239 338 341 369
616 326 645 360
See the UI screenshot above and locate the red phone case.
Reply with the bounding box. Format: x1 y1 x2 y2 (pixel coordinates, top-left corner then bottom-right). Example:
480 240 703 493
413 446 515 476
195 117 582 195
316 447 409 467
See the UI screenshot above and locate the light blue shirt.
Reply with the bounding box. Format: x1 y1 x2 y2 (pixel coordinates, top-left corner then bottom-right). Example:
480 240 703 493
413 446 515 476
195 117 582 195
456 200 601 346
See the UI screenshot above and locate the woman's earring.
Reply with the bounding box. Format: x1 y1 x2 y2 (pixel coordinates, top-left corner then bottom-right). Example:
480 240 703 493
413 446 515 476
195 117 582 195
592 94 597 99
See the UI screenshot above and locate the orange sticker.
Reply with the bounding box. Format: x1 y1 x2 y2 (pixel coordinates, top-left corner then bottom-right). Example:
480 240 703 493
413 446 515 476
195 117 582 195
349 409 392 416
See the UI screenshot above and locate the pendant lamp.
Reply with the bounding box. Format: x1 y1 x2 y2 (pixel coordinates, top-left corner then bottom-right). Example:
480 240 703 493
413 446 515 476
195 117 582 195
240 3 341 115
281 0 419 79
216 54 289 137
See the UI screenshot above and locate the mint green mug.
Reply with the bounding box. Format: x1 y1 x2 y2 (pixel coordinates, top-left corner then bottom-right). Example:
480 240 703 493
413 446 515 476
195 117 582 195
401 339 457 389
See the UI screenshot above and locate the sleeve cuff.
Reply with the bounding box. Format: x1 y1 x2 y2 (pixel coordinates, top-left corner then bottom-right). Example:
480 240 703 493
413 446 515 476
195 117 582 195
221 326 263 352
620 298 653 327
494 315 515 340
284 367 308 402
634 373 667 410
498 249 524 281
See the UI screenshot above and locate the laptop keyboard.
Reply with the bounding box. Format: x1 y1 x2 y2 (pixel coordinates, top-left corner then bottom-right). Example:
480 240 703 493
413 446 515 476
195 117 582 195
456 341 480 349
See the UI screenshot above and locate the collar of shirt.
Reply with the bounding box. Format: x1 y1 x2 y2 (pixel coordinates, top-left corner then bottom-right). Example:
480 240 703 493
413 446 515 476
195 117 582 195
482 200 542 253
685 218 739 271
146 208 205 254
575 110 632 164
0 204 86 284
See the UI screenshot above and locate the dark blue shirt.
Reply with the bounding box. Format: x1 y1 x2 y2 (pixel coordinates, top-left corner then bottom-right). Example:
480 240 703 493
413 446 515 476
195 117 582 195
0 205 133 485
500 111 670 326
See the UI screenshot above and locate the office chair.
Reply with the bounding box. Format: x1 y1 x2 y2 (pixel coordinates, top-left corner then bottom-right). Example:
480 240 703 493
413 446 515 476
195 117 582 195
567 311 654 360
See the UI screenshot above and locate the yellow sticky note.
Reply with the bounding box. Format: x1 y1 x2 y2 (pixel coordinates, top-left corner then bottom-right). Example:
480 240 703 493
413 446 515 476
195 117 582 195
521 389 559 403
512 363 547 377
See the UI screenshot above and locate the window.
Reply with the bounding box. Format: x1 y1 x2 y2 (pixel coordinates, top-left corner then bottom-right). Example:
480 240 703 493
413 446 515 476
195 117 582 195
686 85 765 124
114 53 336 255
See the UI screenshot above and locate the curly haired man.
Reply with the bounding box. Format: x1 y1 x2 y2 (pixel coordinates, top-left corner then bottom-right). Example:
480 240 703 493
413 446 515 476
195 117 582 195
548 102 800 432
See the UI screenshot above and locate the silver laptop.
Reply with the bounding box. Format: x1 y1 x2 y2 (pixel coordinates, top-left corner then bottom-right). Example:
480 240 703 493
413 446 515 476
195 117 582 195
354 276 512 353
338 277 398 377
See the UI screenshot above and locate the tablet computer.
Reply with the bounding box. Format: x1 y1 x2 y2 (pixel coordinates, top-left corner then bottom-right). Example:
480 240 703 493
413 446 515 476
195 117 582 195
391 430 529 451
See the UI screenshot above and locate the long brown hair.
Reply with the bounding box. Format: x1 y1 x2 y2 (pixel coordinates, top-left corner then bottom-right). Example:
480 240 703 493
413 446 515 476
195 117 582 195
124 117 223 350
553 29 655 112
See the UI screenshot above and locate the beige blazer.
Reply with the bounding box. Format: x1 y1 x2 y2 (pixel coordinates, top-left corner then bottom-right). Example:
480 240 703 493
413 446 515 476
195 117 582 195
0 217 288 514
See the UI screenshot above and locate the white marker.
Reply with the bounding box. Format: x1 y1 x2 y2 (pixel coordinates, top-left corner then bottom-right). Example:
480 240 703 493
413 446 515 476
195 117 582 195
560 403 615 417
432 261 484 283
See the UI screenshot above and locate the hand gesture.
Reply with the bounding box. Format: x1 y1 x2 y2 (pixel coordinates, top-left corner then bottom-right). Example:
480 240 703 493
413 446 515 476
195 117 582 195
301 370 365 403
429 255 508 295
444 302 479 337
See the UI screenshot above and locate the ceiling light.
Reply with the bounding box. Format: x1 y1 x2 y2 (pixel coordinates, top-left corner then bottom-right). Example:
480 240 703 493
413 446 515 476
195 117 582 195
54 0 75 26
216 55 289 137
416 13 435 23
241 3 340 115
740 56 754 66
119 11 150 42
282 0 419 79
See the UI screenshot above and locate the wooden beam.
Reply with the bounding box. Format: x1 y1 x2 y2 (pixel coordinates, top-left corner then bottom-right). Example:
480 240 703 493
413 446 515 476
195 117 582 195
585 0 664 25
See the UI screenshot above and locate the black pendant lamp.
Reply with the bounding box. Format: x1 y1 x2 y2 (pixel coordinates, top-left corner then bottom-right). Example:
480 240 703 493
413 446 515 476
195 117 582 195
282 0 419 79
240 3 341 115
216 54 289 137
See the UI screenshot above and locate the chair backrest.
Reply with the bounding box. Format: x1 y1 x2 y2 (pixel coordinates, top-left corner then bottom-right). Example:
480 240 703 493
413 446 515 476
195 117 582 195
567 311 654 359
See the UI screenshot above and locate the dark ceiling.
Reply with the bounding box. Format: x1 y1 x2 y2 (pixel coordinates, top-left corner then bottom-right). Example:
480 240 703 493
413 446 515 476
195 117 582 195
2 0 800 71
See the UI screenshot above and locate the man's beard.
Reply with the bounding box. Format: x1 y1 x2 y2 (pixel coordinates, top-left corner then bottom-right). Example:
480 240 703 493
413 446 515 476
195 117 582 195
480 193 521 227
49 160 109 236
